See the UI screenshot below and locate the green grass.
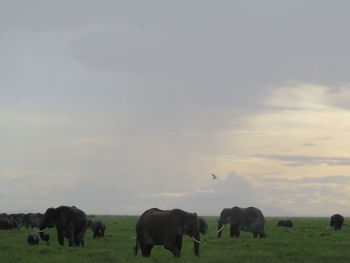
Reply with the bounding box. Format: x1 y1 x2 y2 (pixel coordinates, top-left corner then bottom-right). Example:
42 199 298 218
0 217 349 263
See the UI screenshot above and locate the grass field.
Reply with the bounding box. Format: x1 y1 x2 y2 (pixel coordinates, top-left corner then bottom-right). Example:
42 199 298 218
1 216 349 263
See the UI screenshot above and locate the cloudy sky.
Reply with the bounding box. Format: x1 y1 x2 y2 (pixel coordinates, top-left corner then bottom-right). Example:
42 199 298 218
1 0 350 216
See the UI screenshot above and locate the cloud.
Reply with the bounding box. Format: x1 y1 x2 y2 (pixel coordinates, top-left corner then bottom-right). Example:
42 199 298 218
302 143 315 147
2 1 350 217
264 83 350 112
254 154 350 167
261 184 350 216
256 175 350 185
172 172 289 216
264 83 335 111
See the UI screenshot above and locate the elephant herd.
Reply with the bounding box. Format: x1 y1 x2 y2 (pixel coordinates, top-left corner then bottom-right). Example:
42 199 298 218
0 206 106 246
2 205 345 258
0 212 43 230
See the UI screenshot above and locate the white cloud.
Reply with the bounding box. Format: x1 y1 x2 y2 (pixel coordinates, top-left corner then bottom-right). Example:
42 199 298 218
264 82 336 111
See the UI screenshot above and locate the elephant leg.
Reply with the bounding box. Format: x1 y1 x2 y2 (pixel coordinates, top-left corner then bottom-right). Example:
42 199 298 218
140 243 151 257
68 237 75 247
164 241 181 257
57 229 65 246
230 225 235 238
235 232 240 238
217 231 222 238
93 232 97 239
176 235 182 251
67 223 75 247
74 236 82 247
145 244 153 256
253 232 258 238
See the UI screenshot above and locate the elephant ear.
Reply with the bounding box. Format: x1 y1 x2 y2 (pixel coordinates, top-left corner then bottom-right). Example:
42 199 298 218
230 207 242 224
45 208 58 221
42 208 58 227
168 209 185 235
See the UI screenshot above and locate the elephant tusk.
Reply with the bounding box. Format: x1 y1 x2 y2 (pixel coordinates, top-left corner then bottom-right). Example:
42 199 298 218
192 237 202 244
36 227 48 233
216 225 225 233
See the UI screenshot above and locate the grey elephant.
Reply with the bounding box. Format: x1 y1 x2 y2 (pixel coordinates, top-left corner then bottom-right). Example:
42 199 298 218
10 213 27 227
39 206 88 247
277 219 293 227
0 218 14 230
134 208 201 257
217 206 265 238
89 220 106 238
330 214 344 230
27 232 40 245
26 213 44 228
198 217 208 235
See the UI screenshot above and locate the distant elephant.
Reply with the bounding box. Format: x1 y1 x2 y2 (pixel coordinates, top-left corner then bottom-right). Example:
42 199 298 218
27 232 40 245
277 219 293 227
217 206 265 238
134 208 201 257
26 213 44 228
198 217 208 235
89 220 106 238
0 218 13 230
11 213 26 228
39 206 88 247
330 214 344 230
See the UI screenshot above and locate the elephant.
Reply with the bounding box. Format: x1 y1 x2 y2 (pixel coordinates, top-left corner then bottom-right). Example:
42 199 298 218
27 232 40 245
277 219 293 227
198 217 208 235
39 206 88 247
134 208 201 257
89 220 106 238
217 206 265 238
10 213 27 227
330 214 344 230
0 218 14 230
26 213 44 228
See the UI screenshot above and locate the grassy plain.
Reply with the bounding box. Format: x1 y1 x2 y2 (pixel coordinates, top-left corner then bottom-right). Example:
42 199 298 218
0 216 350 263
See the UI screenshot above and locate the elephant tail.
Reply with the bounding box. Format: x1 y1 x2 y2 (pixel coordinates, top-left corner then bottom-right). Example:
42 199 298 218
133 239 139 256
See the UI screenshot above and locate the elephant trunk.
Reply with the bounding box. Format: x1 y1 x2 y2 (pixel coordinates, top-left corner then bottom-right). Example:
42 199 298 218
192 218 200 257
39 222 50 243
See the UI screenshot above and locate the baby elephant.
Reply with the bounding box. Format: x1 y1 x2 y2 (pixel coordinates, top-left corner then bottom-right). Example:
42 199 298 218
89 221 106 238
27 232 40 245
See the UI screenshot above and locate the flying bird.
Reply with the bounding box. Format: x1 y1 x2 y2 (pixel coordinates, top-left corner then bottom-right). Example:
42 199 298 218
211 173 218 179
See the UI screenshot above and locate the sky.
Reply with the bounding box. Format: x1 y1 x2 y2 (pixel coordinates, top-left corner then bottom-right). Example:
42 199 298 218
1 0 350 216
